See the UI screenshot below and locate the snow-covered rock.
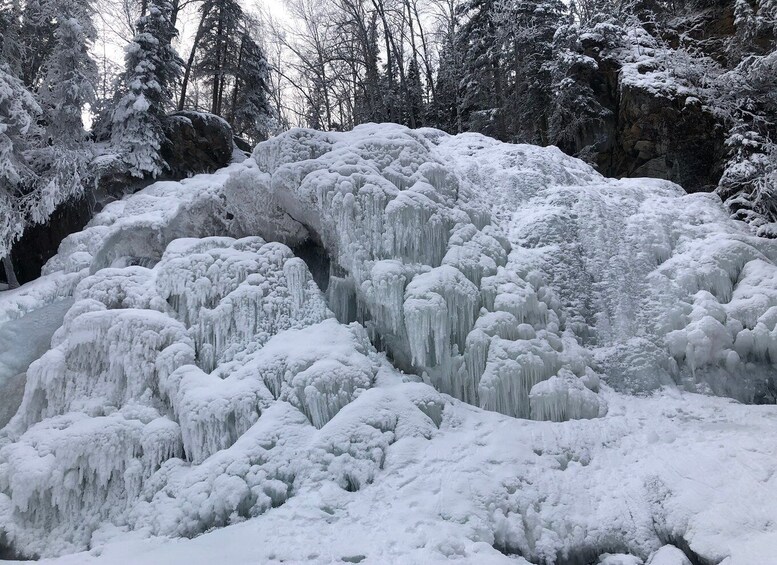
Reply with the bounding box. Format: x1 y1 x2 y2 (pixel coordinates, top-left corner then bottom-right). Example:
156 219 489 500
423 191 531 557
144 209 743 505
0 124 776 562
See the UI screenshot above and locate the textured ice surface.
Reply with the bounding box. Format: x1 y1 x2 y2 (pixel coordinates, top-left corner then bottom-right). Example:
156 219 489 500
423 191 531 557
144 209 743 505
0 299 73 427
234 127 604 419
1 125 776 563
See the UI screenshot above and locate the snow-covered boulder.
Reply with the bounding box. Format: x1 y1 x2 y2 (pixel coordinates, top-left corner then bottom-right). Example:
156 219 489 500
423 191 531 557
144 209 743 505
161 111 234 177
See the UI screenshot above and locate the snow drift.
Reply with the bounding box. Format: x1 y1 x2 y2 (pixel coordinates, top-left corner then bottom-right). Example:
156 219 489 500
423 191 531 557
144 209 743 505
0 124 776 563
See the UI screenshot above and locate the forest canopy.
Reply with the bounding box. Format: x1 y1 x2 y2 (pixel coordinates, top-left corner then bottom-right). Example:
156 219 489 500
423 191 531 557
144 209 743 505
1 0 776 283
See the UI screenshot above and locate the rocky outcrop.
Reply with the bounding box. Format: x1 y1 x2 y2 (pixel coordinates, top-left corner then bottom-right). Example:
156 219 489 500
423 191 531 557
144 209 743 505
613 84 726 193
162 111 234 177
9 195 93 283
561 32 728 193
4 112 237 286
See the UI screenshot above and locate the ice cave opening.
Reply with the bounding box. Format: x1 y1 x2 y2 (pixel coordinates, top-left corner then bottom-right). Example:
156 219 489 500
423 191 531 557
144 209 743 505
291 239 331 294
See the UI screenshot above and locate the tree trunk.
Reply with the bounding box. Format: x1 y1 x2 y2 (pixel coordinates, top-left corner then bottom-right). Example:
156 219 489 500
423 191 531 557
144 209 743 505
212 7 225 115
229 35 245 126
179 6 211 111
411 0 435 104
2 256 20 289
404 0 419 127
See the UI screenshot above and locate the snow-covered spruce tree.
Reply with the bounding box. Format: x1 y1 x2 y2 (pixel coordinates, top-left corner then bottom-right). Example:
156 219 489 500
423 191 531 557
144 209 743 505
31 0 97 217
39 0 96 147
17 0 56 88
456 0 505 139
404 58 424 128
111 0 182 178
195 0 244 117
230 29 273 143
431 26 463 134
0 0 23 76
715 50 777 234
0 63 40 286
493 0 565 144
711 0 777 232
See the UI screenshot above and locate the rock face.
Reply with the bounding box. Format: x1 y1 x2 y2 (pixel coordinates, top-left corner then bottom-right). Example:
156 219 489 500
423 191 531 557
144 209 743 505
162 111 234 178
614 84 726 193
558 35 727 193
8 196 93 284
3 112 236 286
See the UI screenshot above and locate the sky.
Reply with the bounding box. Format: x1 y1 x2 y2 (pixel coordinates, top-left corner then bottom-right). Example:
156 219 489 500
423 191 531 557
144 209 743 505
97 0 290 68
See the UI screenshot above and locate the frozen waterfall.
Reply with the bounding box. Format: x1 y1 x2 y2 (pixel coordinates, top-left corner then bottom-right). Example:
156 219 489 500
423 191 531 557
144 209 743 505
0 124 776 560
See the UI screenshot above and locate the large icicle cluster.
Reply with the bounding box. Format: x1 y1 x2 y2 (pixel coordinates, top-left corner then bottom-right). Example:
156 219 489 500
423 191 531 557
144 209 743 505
441 132 777 402
226 125 605 421
0 234 414 556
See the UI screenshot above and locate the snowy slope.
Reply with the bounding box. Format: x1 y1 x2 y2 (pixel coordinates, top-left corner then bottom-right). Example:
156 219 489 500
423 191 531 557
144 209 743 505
0 124 776 564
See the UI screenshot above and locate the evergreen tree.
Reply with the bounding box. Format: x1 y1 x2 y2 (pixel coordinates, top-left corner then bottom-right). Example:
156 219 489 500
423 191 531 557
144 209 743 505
111 0 182 178
39 0 97 147
493 0 565 143
0 0 23 76
0 63 40 284
456 0 504 139
405 58 424 128
231 31 273 143
431 30 462 134
31 0 97 211
196 0 244 117
17 0 56 88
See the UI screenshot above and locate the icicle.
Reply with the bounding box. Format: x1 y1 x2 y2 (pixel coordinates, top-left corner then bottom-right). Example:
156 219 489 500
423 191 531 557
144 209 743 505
327 275 358 323
477 338 561 418
404 266 479 368
364 260 407 333
529 370 602 422
283 257 309 310
462 329 490 404
404 294 449 367
289 358 373 429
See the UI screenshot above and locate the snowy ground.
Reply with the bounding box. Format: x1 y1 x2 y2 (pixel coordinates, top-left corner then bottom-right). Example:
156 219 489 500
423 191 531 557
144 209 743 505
1 125 776 564
38 389 777 565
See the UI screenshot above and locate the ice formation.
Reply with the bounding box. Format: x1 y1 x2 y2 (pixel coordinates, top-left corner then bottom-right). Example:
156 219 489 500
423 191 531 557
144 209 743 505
0 231 422 556
228 126 602 420
0 124 776 562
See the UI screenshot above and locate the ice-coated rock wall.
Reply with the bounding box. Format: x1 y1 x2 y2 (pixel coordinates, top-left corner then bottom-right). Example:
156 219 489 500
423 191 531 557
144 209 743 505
1 123 776 558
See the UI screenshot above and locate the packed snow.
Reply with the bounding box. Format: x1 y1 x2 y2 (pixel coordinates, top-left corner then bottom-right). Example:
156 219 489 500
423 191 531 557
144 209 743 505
1 124 776 564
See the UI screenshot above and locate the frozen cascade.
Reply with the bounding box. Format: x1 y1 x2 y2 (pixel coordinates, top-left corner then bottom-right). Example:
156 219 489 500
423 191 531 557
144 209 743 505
363 260 407 334
3 124 777 559
231 126 595 420
0 235 383 555
0 409 184 555
5 307 192 434
155 237 330 372
0 298 75 427
326 275 358 323
478 337 564 419
403 266 479 367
